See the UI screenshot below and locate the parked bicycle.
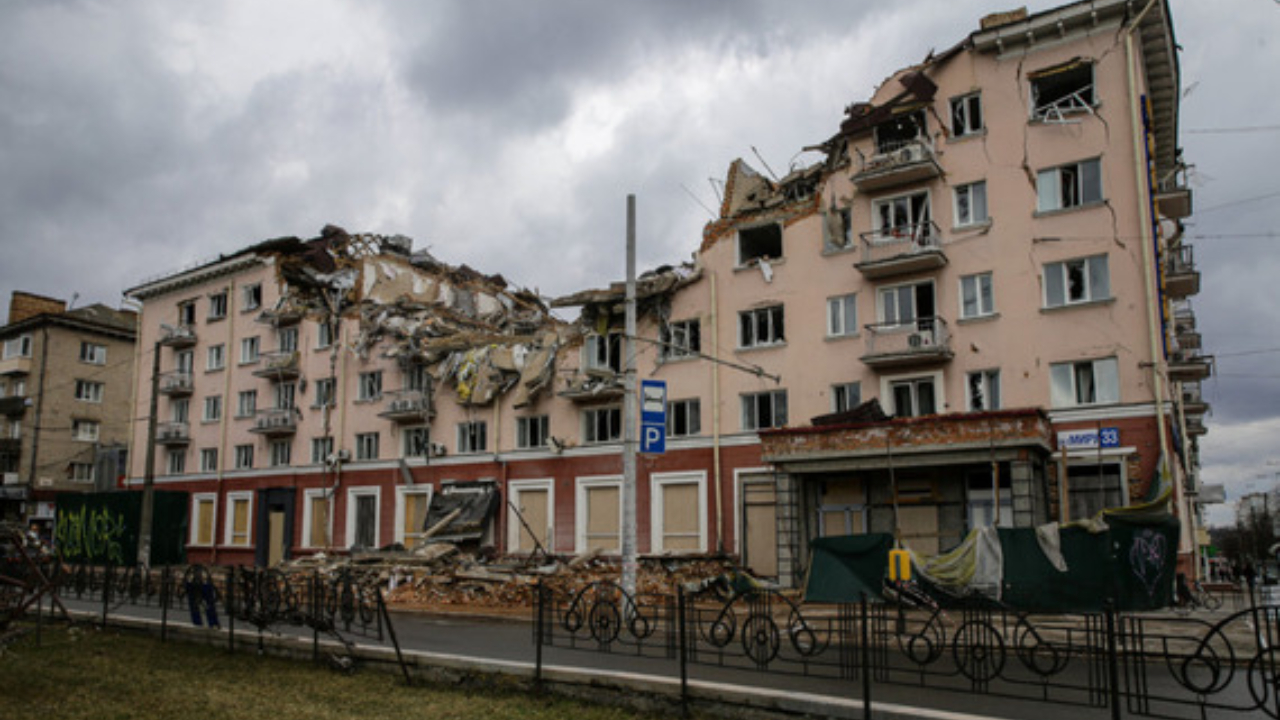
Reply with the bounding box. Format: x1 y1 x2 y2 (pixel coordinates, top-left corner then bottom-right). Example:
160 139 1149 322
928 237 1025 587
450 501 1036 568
1174 573 1222 612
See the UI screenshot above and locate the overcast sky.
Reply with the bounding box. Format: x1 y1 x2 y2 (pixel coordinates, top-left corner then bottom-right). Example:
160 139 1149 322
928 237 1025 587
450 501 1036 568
2 0 1277 525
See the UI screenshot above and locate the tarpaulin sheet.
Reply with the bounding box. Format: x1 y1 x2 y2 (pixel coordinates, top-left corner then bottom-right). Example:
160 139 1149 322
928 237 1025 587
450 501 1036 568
54 491 188 566
804 533 893 603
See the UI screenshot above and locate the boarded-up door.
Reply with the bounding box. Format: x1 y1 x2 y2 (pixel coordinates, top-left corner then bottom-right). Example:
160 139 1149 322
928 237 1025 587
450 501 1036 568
741 475 777 578
514 488 549 553
267 510 286 566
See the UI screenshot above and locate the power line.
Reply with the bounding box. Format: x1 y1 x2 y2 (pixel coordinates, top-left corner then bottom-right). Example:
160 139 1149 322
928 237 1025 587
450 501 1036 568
1195 190 1280 214
1214 347 1280 359
1186 125 1280 134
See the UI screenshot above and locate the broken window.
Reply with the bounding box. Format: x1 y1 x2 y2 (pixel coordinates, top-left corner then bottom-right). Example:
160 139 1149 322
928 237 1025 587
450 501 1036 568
358 371 383 401
890 377 937 417
456 421 487 453
75 380 104 403
1044 255 1109 308
741 390 787 431
584 332 622 373
660 320 700 360
954 181 988 226
874 108 926 154
878 281 935 326
356 432 380 460
967 369 1001 411
960 273 994 318
951 93 983 137
1050 357 1119 407
739 305 785 348
832 382 861 413
178 301 196 327
73 419 100 442
1067 463 1124 520
967 470 1012 530
737 224 783 266
666 398 701 437
516 415 549 449
403 426 431 457
1030 61 1095 121
824 206 854 250
827 293 857 337
583 406 621 444
242 284 262 311
234 444 254 469
79 342 107 365
873 191 933 243
1037 158 1102 212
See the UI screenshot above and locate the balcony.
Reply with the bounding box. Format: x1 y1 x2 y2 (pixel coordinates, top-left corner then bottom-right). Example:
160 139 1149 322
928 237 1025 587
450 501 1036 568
854 222 946 279
158 371 194 397
851 139 941 192
159 324 197 349
861 317 954 369
252 351 300 381
0 439 20 456
1155 179 1192 220
0 355 32 376
256 306 304 327
1180 381 1208 417
156 421 190 446
378 389 434 423
1163 245 1200 298
1168 348 1213 382
1186 416 1207 437
251 407 297 437
0 395 27 417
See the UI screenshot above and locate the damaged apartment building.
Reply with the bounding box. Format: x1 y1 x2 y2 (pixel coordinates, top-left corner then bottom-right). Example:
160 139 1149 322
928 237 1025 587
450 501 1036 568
123 0 1210 585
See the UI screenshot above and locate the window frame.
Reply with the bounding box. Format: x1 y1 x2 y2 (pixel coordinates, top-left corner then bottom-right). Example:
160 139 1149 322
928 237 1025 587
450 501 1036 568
953 180 989 227
667 398 702 438
832 382 862 413
574 475 623 554
584 332 622 373
355 432 380 461
200 448 218 472
239 336 260 365
203 395 222 422
402 425 431 458
224 491 254 547
1030 61 1097 121
456 421 488 454
582 406 622 444
738 305 786 349
70 462 95 483
311 436 334 465
207 344 225 371
302 488 332 549
650 471 708 555
741 390 788 431
241 283 262 311
516 415 549 450
886 374 940 418
234 443 254 470
826 294 858 338
959 272 996 319
395 485 435 548
190 493 218 547
967 369 1002 411
736 223 784 267
507 478 555 554
1050 357 1120 408
79 342 107 365
208 291 229 321
165 449 186 476
950 92 984 137
660 319 701 361
74 380 104 403
72 419 100 442
236 390 257 418
269 439 292 467
344 485 382 550
358 371 383 401
1036 158 1103 213
3 335 33 359
1043 254 1110 308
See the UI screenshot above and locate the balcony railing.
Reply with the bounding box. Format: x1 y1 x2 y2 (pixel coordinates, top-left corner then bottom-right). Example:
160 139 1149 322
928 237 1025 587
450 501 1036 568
156 421 190 446
1163 244 1199 298
851 138 941 192
861 317 954 369
1180 381 1208 416
0 355 33 376
378 389 434 422
252 351 300 380
159 324 197 348
855 221 946 279
256 306 304 327
1168 348 1213 382
0 395 27 417
251 407 297 437
158 371 194 396
1186 416 1207 437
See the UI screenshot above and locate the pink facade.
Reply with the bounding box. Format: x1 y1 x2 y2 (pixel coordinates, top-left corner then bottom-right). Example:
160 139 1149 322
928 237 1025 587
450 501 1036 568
124 0 1208 583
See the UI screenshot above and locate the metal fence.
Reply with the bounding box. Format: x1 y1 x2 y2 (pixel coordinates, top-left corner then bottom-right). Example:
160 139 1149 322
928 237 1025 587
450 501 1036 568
534 582 1280 720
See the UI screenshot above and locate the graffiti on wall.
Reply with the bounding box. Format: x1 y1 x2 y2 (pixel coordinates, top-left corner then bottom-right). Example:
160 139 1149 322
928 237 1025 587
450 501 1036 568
55 505 128 564
1129 528 1168 599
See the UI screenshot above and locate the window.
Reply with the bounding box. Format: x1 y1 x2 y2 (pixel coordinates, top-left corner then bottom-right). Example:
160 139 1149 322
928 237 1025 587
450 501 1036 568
516 416 549 449
70 462 95 483
278 326 298 354
457 421 487 453
890 377 937 417
508 479 553 554
207 344 225 371
166 449 185 475
234 444 254 469
178 301 196 327
191 494 217 546
878 281 935 326
1044 255 1109 308
316 320 335 349
584 333 622 373
832 382 862 413
314 378 336 408
960 273 995 319
346 487 381 550
874 109 925 154
1067 463 1124 520
583 407 621 444
303 489 332 548
73 419 99 442
208 291 228 320
396 487 433 548
667 399 701 438
405 363 431 392
200 448 218 472
967 370 1001 411
171 398 190 424
1050 357 1120 407
2 335 32 359
737 224 783 266
79 342 107 365
827 294 857 337
358 371 383 401
403 426 431 457
203 395 222 422
311 436 334 464
873 191 933 243
1030 61 1095 121
824 205 854 251
967 471 1012 530
951 92 983 137
954 181 988 227
651 472 706 553
74 380 104 403
576 476 622 553
739 305 785 348
742 390 787 430
225 492 253 547
1037 158 1102 212
270 440 291 467
356 432 380 460
242 284 262 311
7 379 23 398
175 349 194 375
240 336 260 364
237 390 257 418
274 382 296 410
660 320 700 361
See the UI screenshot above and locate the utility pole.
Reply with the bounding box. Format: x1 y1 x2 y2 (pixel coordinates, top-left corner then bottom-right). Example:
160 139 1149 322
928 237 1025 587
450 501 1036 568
621 194 638 597
136 341 160 569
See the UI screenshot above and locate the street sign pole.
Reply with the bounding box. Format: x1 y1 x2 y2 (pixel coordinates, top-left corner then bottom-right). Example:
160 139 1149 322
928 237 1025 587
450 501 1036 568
621 195 638 598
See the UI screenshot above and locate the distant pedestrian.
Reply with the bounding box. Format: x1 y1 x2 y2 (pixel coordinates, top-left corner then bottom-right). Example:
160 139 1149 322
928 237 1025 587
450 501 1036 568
1243 563 1257 592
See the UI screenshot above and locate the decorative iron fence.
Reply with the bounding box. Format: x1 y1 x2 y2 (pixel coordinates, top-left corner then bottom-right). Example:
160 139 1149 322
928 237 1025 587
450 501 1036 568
535 582 1280 720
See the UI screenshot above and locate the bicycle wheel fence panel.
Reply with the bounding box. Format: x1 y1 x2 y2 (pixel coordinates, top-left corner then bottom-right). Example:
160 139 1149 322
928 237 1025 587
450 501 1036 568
534 581 1280 720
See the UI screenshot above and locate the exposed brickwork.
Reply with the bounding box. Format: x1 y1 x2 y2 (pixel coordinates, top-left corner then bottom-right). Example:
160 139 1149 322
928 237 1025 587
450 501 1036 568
8 291 66 324
759 409 1053 459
